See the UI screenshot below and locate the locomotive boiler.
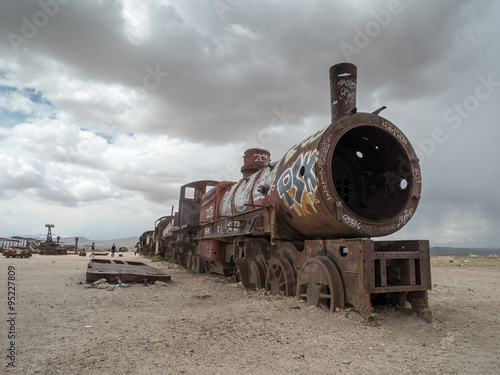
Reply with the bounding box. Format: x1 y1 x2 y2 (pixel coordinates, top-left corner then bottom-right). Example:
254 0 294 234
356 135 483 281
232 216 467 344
158 63 431 321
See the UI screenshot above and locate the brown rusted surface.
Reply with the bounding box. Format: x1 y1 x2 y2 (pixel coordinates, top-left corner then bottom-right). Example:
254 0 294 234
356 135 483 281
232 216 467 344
297 256 344 312
206 120 421 241
265 257 296 297
317 239 431 319
150 63 431 321
178 181 218 228
330 62 357 122
188 255 204 273
86 259 171 283
241 148 271 178
39 242 67 255
3 250 32 258
199 206 277 243
249 260 266 290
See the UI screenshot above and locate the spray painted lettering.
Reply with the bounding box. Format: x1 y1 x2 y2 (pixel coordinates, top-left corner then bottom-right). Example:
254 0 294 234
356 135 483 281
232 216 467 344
318 165 333 201
413 168 422 184
338 78 356 105
277 151 318 213
253 162 278 202
342 214 373 236
204 206 214 219
343 214 361 230
221 184 237 216
398 208 414 228
318 134 334 164
342 214 374 235
382 119 408 147
284 126 327 163
235 174 258 212
254 153 270 164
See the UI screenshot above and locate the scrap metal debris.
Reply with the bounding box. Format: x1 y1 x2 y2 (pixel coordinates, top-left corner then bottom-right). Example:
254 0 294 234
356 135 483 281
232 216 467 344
86 259 171 284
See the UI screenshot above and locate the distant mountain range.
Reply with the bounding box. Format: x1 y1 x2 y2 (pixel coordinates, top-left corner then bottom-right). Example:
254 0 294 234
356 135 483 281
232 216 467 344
59 236 139 250
13 234 139 250
431 247 500 256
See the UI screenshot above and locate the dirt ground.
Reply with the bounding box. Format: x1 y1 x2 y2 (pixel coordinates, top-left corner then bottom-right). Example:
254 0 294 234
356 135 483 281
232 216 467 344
1 252 499 375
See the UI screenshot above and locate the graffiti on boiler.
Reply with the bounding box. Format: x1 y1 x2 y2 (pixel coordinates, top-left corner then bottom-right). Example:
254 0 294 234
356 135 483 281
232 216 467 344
277 151 318 215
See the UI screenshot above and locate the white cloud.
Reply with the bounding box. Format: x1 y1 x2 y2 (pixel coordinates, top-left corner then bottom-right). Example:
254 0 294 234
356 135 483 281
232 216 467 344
225 23 261 40
121 0 152 44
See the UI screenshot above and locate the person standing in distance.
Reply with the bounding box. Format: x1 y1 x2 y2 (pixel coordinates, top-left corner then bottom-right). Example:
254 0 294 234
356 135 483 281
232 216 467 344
90 242 95 258
111 244 116 257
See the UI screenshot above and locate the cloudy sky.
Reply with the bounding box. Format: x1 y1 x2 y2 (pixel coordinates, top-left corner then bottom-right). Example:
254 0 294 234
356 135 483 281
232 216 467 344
0 0 499 246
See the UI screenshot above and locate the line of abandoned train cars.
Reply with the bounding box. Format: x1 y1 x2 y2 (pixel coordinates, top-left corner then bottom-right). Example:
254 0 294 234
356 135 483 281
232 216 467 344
137 63 431 321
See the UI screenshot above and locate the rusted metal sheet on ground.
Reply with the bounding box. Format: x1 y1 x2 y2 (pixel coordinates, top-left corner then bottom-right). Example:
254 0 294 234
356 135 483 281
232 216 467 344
86 259 171 283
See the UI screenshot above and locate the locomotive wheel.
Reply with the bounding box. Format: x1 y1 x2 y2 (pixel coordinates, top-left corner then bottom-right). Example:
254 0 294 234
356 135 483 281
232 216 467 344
265 257 296 297
297 256 345 312
249 260 266 290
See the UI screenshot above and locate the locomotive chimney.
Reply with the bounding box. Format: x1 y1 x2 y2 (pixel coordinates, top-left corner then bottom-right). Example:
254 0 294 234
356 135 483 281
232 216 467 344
330 63 357 123
241 148 270 178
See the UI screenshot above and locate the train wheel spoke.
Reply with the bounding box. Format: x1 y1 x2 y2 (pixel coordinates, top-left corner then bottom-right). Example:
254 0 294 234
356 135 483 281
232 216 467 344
297 256 344 313
265 257 296 297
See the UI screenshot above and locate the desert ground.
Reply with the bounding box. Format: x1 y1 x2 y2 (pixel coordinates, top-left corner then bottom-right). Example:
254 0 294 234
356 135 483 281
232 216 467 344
1 252 499 375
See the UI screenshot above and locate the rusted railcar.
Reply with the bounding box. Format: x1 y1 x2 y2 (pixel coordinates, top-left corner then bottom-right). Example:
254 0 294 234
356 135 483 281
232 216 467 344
39 225 67 255
137 230 155 256
157 63 431 321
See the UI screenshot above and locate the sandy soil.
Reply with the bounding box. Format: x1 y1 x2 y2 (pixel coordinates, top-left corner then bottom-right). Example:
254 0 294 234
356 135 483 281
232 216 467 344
1 252 499 375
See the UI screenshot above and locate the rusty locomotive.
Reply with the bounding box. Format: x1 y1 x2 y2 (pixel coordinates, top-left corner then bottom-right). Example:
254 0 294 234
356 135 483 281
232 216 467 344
146 63 431 321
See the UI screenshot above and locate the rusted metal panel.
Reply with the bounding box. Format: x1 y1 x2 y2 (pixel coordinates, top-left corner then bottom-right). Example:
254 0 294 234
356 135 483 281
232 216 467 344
330 62 357 122
371 240 432 293
198 206 276 241
241 148 271 178
86 259 171 283
199 181 235 224
197 239 222 261
211 102 421 241
178 181 218 228
311 238 432 319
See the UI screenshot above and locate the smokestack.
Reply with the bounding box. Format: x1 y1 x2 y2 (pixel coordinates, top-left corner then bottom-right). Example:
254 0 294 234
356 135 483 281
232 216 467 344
241 148 270 178
329 63 357 123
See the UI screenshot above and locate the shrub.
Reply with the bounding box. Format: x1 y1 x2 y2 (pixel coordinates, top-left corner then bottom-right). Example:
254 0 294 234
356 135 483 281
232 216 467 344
151 255 164 262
